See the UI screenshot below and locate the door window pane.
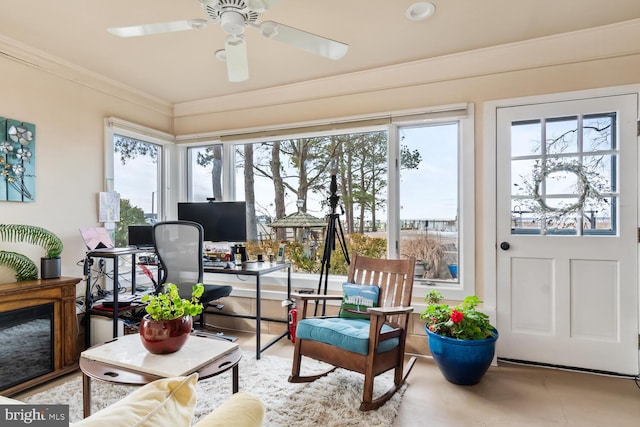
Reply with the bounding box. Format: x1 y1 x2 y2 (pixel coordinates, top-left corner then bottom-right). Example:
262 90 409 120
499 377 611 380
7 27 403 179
583 114 614 152
511 120 541 157
511 113 617 236
546 116 578 155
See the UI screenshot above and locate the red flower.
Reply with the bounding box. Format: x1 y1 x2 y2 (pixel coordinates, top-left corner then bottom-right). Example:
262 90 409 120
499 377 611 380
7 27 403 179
450 309 464 323
428 324 436 332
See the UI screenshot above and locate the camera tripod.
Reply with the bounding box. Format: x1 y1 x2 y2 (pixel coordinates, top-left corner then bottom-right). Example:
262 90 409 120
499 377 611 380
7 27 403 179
315 173 350 316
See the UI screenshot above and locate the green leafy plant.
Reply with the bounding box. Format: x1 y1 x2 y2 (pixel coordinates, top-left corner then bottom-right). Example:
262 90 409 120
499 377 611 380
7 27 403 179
0 251 39 281
0 224 64 281
0 224 63 258
420 290 495 340
141 283 205 321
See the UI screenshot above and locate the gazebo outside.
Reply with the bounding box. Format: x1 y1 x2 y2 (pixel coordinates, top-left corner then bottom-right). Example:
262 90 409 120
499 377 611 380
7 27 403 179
269 211 327 258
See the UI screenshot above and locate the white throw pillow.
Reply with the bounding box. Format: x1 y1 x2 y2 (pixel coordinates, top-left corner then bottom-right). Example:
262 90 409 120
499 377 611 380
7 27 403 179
71 373 198 427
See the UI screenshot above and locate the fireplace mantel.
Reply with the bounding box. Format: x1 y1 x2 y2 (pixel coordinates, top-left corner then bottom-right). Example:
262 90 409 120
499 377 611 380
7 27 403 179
0 276 80 396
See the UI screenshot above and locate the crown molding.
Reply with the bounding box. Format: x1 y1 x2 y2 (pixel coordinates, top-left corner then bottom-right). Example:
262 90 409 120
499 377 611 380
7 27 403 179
174 18 640 118
0 34 173 118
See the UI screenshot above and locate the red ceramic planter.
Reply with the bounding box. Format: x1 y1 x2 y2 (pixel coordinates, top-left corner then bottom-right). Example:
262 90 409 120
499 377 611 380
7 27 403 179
139 315 192 354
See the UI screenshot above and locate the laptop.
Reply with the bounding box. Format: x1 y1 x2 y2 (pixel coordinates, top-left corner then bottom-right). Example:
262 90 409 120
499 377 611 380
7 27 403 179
79 227 134 254
128 225 154 250
80 227 115 250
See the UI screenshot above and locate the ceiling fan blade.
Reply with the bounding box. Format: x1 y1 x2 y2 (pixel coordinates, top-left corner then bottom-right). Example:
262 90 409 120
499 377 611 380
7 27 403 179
108 19 209 37
225 35 249 82
257 21 348 60
246 0 284 13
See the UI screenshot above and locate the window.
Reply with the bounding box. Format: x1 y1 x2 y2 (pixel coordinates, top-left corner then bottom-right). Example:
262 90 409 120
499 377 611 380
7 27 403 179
187 144 224 201
183 105 474 297
105 118 171 246
233 131 390 267
398 123 460 283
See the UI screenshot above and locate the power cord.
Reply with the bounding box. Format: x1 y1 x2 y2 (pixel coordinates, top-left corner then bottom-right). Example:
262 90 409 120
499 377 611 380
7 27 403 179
75 296 86 313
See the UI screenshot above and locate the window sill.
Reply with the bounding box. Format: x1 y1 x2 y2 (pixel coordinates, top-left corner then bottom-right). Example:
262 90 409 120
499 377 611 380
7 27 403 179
204 270 473 308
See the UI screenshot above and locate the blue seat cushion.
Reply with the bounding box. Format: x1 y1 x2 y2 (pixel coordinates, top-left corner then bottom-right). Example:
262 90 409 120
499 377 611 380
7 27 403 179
296 317 399 355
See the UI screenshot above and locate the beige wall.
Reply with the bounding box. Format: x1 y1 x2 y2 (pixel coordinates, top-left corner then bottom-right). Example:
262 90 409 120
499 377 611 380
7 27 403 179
2 20 640 301
0 56 172 286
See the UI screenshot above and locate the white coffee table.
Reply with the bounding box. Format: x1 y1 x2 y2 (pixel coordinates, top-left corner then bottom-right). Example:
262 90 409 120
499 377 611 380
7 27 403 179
80 334 242 418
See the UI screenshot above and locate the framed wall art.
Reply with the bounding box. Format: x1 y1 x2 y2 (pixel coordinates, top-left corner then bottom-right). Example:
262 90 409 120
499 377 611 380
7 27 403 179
0 117 36 202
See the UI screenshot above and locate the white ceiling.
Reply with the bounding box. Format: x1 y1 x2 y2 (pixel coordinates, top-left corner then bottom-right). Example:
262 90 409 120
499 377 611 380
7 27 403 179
1 0 640 105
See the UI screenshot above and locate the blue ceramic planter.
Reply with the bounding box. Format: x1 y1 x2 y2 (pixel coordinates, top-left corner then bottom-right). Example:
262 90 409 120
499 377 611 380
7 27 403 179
426 327 498 385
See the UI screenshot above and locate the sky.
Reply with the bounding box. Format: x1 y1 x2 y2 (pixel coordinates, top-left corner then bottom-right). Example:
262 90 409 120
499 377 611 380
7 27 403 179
113 154 158 216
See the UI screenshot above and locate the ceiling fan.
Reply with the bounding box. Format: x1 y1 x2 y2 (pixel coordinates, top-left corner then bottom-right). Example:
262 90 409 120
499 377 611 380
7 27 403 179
107 0 349 82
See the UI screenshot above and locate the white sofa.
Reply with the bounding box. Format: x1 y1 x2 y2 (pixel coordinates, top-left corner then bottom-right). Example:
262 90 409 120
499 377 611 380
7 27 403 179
0 373 264 427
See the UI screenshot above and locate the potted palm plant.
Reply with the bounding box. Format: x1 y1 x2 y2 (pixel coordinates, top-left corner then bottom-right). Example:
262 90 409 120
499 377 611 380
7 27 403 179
420 290 498 385
139 283 205 354
0 224 63 280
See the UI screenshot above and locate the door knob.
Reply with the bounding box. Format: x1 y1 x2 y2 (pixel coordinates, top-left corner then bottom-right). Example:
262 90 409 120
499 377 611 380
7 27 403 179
500 242 510 250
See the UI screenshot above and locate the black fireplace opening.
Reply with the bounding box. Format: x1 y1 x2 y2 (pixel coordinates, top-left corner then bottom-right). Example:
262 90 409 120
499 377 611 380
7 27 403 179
0 303 54 391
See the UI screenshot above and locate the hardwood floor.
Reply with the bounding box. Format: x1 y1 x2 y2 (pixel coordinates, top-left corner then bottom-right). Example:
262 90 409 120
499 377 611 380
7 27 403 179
14 329 640 426
249 331 640 427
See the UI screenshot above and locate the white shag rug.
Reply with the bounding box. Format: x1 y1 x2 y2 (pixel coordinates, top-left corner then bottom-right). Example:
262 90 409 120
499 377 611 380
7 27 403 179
24 353 406 426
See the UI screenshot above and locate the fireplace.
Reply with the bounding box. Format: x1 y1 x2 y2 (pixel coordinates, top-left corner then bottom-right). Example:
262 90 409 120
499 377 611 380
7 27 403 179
0 277 80 396
0 303 54 390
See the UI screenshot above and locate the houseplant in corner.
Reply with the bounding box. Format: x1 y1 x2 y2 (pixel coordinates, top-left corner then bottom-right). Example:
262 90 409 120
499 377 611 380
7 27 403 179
139 283 204 354
420 290 498 385
0 224 63 280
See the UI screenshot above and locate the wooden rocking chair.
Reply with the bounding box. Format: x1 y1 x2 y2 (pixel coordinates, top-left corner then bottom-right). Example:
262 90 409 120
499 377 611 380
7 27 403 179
289 253 417 411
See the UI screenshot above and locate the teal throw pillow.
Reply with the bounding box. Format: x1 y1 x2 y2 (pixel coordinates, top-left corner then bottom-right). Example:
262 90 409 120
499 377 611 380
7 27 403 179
339 282 380 319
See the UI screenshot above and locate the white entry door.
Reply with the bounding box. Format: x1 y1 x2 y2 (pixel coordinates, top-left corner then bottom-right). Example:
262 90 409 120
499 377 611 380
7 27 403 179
496 93 639 375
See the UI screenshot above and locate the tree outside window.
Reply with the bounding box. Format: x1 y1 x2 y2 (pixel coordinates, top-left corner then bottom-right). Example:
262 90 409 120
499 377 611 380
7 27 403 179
112 135 160 246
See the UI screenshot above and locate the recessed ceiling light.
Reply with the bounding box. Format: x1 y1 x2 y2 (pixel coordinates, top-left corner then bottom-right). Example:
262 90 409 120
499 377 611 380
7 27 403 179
405 2 436 21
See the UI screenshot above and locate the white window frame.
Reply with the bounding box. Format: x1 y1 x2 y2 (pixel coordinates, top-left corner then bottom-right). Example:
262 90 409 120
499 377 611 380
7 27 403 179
104 117 175 222
389 108 475 302
176 104 476 304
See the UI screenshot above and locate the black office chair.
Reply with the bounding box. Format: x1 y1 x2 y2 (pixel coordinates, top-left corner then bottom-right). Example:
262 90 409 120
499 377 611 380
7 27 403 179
152 220 232 328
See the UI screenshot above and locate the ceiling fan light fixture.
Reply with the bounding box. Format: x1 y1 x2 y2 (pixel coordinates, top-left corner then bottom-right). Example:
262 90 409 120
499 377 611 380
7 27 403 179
220 11 247 35
405 2 435 21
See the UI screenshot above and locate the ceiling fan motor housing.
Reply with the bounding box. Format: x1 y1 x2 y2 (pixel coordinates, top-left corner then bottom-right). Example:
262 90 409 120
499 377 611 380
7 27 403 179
221 11 247 34
201 0 261 26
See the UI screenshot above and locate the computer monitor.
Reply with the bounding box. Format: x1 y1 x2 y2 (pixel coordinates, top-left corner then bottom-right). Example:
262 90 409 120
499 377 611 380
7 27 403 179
128 225 154 249
177 201 247 243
